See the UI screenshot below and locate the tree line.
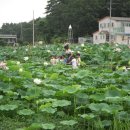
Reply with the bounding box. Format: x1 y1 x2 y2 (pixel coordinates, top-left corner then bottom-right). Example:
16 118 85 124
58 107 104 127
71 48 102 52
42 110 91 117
0 0 130 44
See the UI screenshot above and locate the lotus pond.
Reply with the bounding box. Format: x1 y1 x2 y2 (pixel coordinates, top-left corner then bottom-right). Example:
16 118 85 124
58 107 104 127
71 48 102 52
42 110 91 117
0 43 130 130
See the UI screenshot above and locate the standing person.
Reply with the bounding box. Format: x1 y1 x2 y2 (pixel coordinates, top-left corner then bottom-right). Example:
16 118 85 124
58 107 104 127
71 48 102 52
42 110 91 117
64 43 72 54
71 55 78 69
50 56 56 65
77 53 81 66
55 56 59 64
66 52 73 65
59 55 65 64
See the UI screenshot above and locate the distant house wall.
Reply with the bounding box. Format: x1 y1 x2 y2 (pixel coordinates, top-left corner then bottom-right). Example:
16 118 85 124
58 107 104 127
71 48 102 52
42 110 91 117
99 17 117 33
93 32 106 44
0 34 17 44
93 17 130 44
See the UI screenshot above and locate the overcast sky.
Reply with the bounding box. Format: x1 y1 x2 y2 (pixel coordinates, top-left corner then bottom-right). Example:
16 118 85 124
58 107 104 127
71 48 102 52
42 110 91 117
0 0 48 28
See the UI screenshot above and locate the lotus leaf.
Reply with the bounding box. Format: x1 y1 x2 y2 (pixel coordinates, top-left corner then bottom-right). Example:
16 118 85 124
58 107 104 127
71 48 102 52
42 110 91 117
17 109 35 115
19 71 32 78
123 96 130 102
39 103 57 114
41 123 55 130
52 100 71 107
89 103 110 113
0 95 3 99
76 70 90 79
40 107 57 114
90 94 105 101
25 87 41 100
64 85 81 94
50 73 59 80
42 89 56 97
0 82 12 92
60 120 78 126
37 98 57 104
105 89 123 97
101 120 112 127
80 113 95 120
0 104 18 111
29 123 42 129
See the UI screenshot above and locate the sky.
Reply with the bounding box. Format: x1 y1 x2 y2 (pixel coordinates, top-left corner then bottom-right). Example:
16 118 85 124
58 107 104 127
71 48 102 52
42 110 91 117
0 0 48 28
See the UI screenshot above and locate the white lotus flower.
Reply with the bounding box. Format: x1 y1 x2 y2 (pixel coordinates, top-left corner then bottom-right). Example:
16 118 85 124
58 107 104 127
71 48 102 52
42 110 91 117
100 47 103 50
81 43 84 47
19 68 23 72
25 49 28 51
122 66 126 70
77 51 80 53
16 61 20 65
38 41 43 45
44 62 49 66
57 48 59 51
115 48 121 52
13 50 16 53
5 67 9 70
33 78 42 85
47 50 51 53
24 57 29 61
115 44 119 47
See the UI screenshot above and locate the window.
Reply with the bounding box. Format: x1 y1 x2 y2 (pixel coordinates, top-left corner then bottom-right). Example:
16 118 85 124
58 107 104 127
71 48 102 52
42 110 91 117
100 24 103 28
122 36 125 41
104 23 106 28
112 23 114 27
95 36 98 40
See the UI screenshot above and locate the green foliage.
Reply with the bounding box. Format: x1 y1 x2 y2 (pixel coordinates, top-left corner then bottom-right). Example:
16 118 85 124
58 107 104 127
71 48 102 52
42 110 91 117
0 43 130 130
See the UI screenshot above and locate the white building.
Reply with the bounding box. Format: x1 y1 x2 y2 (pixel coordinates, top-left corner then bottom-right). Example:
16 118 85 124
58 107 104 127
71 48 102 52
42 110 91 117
0 34 17 44
93 16 130 44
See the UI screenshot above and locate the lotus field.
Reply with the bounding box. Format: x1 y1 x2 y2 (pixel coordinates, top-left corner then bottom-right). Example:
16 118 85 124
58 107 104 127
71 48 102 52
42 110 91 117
0 43 130 130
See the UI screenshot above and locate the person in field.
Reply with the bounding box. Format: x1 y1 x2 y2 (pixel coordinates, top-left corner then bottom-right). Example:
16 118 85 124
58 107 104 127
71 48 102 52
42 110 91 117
64 43 72 54
71 55 78 69
0 61 7 69
50 56 56 65
76 53 81 66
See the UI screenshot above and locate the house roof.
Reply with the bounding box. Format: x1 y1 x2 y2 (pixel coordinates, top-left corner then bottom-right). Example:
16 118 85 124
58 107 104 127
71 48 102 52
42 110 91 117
98 16 130 22
93 31 99 35
100 31 109 34
0 34 17 39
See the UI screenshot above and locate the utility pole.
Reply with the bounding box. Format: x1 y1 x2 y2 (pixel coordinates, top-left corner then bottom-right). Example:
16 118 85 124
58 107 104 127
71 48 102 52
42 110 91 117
33 10 35 46
20 22 23 42
109 0 112 43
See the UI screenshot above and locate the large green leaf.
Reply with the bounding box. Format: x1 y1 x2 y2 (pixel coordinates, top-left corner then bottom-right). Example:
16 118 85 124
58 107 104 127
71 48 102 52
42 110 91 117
17 109 35 115
60 120 78 126
52 100 71 107
80 113 95 120
89 103 111 113
41 123 55 130
0 104 18 111
0 95 3 100
39 103 57 114
64 85 81 94
42 89 56 97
